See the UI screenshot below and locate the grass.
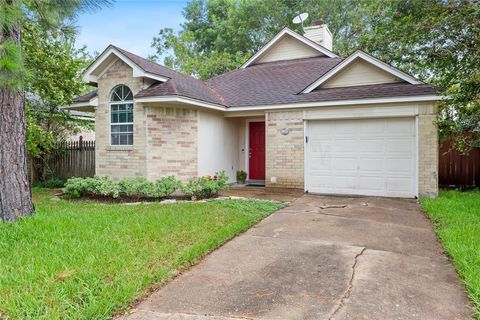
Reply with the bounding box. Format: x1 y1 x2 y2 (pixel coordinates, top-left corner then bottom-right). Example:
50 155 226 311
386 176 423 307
420 189 480 319
0 189 283 319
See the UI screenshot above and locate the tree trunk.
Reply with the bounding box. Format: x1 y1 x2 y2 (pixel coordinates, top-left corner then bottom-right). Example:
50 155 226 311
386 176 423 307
0 15 35 221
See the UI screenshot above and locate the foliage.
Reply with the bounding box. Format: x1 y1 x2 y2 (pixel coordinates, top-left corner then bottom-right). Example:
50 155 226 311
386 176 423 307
63 176 182 199
0 188 282 319
236 170 247 184
63 176 120 199
0 0 110 91
23 21 94 177
152 0 480 151
118 176 181 198
353 0 480 153
181 171 229 200
34 177 64 189
420 189 480 318
154 175 182 198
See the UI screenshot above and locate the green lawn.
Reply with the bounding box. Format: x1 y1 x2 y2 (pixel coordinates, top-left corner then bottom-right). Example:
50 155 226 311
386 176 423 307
421 189 480 319
0 189 282 319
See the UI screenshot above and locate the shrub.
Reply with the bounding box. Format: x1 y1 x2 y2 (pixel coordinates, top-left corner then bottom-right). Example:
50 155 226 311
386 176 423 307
35 177 64 189
181 171 229 200
236 170 247 184
63 176 120 198
63 176 181 200
118 177 155 198
62 177 86 198
154 176 182 198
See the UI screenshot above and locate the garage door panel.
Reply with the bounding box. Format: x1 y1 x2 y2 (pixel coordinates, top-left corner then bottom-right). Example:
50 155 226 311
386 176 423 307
386 178 413 193
333 121 357 134
334 176 357 190
334 158 357 171
307 118 416 198
385 158 414 173
309 121 333 135
387 118 415 134
358 119 386 134
358 139 385 152
386 139 414 153
358 176 385 192
358 158 384 172
309 160 331 171
333 139 357 152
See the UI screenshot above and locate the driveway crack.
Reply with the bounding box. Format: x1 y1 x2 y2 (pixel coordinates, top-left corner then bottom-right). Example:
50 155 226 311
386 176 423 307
328 247 367 320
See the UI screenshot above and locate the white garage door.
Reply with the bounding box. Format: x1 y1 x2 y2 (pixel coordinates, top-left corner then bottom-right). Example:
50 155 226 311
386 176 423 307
306 118 416 198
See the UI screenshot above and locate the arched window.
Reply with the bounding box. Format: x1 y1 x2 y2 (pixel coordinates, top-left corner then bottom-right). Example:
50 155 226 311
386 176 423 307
110 85 134 145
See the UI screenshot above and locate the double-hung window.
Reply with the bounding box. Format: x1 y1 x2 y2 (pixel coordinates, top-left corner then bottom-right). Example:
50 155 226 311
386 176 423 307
110 85 134 145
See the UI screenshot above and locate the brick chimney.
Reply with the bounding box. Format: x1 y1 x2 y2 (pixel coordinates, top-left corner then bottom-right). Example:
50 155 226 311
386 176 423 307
303 20 333 51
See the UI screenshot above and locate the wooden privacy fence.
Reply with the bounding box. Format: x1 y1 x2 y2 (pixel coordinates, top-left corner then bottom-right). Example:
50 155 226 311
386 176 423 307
439 140 480 188
31 138 95 183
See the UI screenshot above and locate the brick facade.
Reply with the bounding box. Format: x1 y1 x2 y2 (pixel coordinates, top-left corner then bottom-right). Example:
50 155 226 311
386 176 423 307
96 59 147 179
95 59 438 197
146 107 198 182
265 111 304 190
95 59 198 181
418 104 439 197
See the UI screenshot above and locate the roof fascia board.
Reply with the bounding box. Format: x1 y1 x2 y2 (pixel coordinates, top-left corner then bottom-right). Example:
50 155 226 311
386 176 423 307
241 28 338 69
66 97 98 109
135 94 441 113
302 51 422 93
135 95 227 112
83 46 169 83
227 95 441 112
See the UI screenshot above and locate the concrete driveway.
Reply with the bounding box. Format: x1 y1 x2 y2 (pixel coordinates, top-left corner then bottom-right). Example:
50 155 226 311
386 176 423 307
122 195 472 320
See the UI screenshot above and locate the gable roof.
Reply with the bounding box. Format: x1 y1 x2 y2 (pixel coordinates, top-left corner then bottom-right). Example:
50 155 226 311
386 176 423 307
240 28 339 68
84 45 224 105
75 29 439 111
302 51 423 93
207 56 342 106
83 45 170 83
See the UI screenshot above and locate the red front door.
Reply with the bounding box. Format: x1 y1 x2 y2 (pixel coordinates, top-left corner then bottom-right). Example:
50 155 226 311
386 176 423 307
249 122 265 180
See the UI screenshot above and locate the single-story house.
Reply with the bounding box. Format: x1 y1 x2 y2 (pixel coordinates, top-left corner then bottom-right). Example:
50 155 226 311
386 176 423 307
69 22 440 198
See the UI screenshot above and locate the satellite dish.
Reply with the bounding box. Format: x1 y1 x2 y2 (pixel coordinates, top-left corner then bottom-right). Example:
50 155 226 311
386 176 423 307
293 12 309 27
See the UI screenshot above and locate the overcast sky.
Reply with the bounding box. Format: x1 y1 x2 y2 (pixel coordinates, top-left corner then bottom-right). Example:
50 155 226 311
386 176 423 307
76 0 188 57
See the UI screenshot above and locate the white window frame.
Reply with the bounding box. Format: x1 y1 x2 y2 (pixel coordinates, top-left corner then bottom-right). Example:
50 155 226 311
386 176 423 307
109 85 134 146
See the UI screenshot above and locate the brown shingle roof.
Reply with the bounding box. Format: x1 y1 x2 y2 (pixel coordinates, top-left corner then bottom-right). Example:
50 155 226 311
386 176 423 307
73 89 97 102
114 46 225 104
206 57 343 106
75 47 437 108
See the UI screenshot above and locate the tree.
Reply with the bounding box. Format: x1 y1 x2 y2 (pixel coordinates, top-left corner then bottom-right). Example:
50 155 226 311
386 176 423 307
152 0 479 151
0 0 109 222
150 0 389 79
23 22 93 180
355 0 480 153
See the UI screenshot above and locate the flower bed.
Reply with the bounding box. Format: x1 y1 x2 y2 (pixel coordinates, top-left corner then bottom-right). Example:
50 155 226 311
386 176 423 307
63 172 229 202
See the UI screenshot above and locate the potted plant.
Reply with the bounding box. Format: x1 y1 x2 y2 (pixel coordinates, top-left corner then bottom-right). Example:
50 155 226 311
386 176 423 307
236 170 247 184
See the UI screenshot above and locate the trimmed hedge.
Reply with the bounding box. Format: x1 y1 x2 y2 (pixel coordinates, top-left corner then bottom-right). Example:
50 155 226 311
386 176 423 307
63 176 181 199
63 171 229 200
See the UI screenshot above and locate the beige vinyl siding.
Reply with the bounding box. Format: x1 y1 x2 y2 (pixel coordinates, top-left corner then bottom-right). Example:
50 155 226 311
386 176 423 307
322 59 402 88
256 35 322 64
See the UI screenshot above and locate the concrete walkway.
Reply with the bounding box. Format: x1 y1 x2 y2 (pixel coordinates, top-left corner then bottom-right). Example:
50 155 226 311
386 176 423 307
121 195 472 320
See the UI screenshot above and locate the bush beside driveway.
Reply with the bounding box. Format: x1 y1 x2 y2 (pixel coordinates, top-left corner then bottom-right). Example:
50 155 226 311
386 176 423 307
421 190 480 319
0 189 282 319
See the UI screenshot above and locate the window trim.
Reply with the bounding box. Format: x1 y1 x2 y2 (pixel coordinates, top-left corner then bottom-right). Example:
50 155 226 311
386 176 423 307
109 85 134 146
